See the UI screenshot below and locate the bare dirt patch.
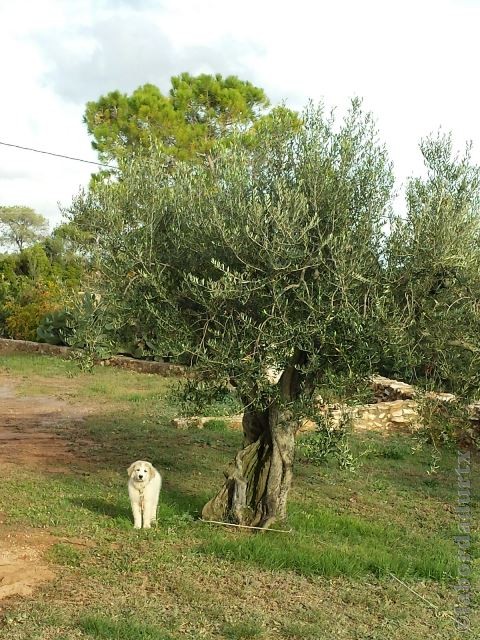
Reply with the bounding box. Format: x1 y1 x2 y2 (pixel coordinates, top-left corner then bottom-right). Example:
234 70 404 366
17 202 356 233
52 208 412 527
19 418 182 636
0 528 55 601
0 374 95 601
0 375 92 470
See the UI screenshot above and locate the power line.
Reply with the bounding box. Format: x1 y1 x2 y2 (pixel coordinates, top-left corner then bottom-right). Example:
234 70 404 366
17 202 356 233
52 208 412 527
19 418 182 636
0 140 118 170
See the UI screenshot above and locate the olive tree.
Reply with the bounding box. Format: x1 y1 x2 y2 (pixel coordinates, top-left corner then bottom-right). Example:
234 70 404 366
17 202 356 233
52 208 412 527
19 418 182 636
69 101 395 527
386 133 480 396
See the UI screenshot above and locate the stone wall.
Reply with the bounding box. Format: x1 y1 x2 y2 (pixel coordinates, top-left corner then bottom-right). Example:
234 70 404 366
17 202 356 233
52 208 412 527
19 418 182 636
331 398 421 433
0 337 70 358
173 375 479 439
371 376 415 401
297 398 421 435
172 415 244 430
302 376 479 436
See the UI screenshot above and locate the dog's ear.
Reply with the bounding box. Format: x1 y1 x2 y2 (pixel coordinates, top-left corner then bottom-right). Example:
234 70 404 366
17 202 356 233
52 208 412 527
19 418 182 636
127 462 136 477
148 463 156 481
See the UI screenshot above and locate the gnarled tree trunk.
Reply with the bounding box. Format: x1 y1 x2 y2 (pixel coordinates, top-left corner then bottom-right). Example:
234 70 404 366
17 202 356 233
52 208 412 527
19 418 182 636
202 355 309 529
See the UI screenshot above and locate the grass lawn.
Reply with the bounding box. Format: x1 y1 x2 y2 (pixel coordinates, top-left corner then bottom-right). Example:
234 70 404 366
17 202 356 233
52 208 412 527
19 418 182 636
0 353 478 639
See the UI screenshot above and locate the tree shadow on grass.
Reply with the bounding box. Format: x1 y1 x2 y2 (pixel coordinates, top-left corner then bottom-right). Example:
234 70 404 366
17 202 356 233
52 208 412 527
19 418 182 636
69 487 207 522
69 497 131 520
161 486 207 519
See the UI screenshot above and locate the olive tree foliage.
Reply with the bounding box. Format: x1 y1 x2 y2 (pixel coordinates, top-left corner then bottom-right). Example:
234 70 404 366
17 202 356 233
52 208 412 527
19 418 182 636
386 133 480 396
68 100 396 527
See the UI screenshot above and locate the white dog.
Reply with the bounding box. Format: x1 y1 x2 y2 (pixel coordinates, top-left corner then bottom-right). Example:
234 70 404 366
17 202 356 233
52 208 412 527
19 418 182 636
127 460 162 529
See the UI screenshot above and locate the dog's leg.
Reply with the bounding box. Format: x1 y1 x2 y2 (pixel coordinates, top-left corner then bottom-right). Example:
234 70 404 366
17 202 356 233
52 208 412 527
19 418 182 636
150 493 159 525
143 504 152 529
131 501 142 529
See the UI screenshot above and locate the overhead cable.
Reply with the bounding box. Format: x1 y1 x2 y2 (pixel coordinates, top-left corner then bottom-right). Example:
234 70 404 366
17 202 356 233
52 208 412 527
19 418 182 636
0 140 117 170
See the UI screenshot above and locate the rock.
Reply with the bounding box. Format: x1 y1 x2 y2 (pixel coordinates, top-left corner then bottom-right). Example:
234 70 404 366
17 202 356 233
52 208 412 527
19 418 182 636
172 417 200 429
172 415 244 430
390 415 407 423
264 366 283 385
299 419 317 433
371 375 416 401
425 391 456 403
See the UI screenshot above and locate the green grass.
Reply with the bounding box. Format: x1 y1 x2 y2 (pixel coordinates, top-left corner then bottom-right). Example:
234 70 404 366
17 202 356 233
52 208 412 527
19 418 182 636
78 616 173 640
202 418 229 432
0 352 79 377
279 620 331 640
0 353 478 640
47 542 83 567
198 502 458 580
222 619 265 639
202 533 454 582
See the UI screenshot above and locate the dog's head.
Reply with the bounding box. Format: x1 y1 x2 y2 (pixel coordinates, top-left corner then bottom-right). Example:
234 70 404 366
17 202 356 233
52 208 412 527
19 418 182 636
127 460 155 484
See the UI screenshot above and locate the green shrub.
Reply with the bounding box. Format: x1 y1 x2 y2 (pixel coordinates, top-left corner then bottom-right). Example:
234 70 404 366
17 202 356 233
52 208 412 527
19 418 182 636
4 280 63 341
202 419 228 432
0 239 84 341
37 309 75 345
297 410 359 471
416 395 479 449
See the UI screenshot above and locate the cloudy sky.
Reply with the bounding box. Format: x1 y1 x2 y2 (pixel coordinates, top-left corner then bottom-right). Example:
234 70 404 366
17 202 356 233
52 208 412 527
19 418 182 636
2 0 480 228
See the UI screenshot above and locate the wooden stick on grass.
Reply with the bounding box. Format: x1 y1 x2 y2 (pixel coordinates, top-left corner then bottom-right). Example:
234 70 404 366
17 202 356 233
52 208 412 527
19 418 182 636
200 518 292 533
389 573 458 623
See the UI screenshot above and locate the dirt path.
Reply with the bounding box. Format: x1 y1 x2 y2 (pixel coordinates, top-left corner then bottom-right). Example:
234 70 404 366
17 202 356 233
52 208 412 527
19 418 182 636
0 374 93 602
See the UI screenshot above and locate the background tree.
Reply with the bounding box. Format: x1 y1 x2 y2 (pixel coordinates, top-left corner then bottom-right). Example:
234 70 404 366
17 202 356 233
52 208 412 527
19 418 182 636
69 101 395 528
84 73 270 165
385 133 480 395
77 75 297 248
0 226 83 341
0 206 49 251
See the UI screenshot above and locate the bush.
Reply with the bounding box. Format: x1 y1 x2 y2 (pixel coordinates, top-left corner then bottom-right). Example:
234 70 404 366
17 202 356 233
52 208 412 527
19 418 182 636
297 412 358 471
36 309 75 345
202 419 228 432
416 395 479 449
4 281 63 341
0 239 84 341
171 379 241 417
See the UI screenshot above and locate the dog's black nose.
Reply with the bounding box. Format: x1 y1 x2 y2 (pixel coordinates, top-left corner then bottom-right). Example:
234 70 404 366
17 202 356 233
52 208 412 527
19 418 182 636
138 475 143 480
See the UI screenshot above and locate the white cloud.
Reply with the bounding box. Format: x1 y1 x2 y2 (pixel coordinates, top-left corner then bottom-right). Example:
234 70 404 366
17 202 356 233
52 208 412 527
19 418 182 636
1 0 480 227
